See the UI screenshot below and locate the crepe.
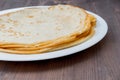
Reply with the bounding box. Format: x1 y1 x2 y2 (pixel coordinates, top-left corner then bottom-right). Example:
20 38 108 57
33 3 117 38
0 28 95 54
0 5 96 54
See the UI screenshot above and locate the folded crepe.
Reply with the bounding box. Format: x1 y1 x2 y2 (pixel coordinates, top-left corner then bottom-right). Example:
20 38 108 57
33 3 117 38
0 5 96 54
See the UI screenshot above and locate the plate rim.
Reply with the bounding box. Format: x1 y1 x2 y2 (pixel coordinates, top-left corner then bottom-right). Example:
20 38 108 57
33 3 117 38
0 6 108 61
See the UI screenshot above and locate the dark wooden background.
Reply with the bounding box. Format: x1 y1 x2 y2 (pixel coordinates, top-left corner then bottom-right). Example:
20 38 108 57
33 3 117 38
0 0 120 80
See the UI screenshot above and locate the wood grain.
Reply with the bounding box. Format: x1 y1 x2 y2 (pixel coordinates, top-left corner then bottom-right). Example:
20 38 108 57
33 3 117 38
0 0 120 80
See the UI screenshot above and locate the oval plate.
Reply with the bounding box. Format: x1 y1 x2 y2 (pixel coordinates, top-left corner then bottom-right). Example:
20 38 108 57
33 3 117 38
0 6 108 61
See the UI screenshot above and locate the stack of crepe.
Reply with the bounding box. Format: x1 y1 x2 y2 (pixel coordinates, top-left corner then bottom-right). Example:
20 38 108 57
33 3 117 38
0 5 96 54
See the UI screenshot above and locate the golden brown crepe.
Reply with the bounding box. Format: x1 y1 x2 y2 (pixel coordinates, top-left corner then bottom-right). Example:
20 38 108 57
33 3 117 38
0 5 96 54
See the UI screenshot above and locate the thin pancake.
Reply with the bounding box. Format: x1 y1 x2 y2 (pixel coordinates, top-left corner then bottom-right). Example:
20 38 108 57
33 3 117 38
0 5 96 54
0 28 94 54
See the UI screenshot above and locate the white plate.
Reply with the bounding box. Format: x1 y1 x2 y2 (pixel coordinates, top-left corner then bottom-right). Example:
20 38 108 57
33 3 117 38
0 6 108 61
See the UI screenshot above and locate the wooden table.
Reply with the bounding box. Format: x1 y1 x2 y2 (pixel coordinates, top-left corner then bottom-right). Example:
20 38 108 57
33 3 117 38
0 0 120 80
